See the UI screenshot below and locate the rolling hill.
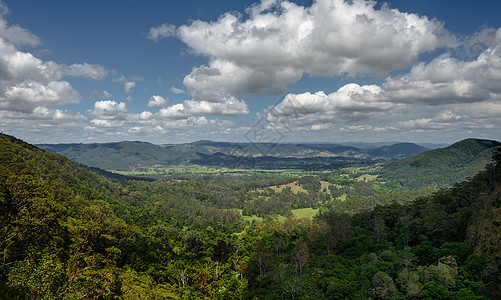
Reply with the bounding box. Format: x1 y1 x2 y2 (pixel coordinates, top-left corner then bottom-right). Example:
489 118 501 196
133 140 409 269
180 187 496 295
38 141 200 170
366 142 429 159
38 140 429 171
379 138 501 188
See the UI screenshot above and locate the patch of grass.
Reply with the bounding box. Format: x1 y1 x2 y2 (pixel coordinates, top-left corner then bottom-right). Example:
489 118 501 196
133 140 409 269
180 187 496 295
236 209 263 223
356 174 378 182
291 208 319 219
242 215 263 223
320 180 342 193
266 181 308 194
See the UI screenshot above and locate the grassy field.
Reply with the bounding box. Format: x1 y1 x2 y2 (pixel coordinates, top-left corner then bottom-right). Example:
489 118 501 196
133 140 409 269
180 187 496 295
112 164 311 179
242 215 263 223
320 180 343 194
268 181 309 194
236 209 264 223
356 174 379 182
291 208 319 219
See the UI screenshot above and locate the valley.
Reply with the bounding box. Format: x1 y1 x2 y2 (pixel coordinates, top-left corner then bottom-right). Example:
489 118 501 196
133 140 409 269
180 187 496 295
2 133 501 298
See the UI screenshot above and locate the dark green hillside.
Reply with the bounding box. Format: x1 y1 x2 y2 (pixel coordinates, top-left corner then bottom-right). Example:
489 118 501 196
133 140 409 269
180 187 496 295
367 142 429 159
1 133 246 298
0 133 132 298
39 141 199 170
380 138 501 188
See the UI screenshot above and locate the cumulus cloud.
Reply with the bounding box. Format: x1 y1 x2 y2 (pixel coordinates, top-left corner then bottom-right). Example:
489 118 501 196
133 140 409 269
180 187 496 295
148 95 168 108
184 98 249 115
0 37 108 112
0 37 82 112
175 0 455 100
89 100 127 117
147 23 176 41
158 103 190 119
157 96 249 119
86 100 130 130
260 83 398 132
383 42 501 105
124 81 136 93
0 106 85 123
84 99 237 142
0 107 87 143
0 10 108 114
0 81 80 113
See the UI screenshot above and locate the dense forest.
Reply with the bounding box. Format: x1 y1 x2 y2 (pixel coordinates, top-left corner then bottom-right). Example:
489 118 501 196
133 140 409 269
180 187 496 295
1 133 501 299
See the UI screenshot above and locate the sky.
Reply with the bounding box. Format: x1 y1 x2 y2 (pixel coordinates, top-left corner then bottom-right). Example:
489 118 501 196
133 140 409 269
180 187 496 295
1 0 501 144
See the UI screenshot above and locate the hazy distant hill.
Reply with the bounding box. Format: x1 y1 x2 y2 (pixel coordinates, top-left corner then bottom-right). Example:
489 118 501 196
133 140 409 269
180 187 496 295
38 141 199 170
380 138 501 188
367 142 429 159
39 140 430 170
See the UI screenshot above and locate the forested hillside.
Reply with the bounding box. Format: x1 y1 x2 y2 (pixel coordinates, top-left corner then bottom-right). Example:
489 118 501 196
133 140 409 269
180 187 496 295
1 133 501 299
38 140 429 171
380 138 501 189
38 141 198 171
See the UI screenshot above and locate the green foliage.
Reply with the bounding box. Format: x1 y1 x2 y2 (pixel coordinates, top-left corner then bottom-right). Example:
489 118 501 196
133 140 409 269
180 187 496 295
380 138 501 189
1 133 501 299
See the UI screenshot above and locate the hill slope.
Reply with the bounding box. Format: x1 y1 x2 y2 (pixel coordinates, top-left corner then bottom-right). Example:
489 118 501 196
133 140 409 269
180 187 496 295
367 142 429 159
39 140 428 171
380 138 501 188
39 141 199 170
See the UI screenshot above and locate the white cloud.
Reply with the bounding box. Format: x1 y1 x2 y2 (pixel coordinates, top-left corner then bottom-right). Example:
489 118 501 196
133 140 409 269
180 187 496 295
184 98 249 115
0 81 80 113
0 2 40 46
139 111 153 120
0 38 82 112
89 100 127 117
0 107 87 143
158 103 190 119
384 42 501 105
112 75 127 82
0 19 107 113
147 23 176 41
148 95 168 108
0 106 85 123
66 63 108 80
124 81 136 93
157 96 249 119
177 0 455 99
170 86 185 94
260 83 397 131
31 106 86 121
88 90 112 99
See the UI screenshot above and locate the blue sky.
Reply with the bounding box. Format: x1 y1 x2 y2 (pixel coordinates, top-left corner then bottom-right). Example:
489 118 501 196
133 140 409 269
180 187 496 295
1 0 501 144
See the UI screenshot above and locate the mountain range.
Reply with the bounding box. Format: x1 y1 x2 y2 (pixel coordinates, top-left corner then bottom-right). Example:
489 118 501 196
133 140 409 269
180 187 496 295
38 140 431 170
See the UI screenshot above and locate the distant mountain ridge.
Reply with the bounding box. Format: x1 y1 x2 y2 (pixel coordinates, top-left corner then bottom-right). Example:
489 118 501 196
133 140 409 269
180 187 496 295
39 141 197 170
367 142 430 159
38 140 430 170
